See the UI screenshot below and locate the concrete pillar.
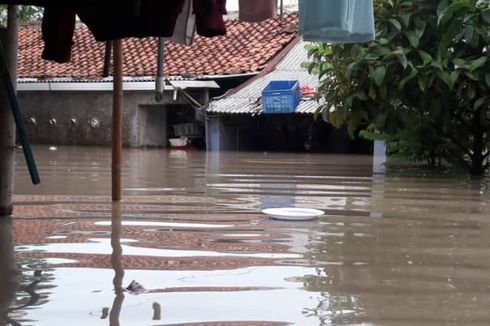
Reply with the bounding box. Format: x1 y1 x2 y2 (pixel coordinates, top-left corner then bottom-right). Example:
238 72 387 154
205 115 222 151
0 6 19 216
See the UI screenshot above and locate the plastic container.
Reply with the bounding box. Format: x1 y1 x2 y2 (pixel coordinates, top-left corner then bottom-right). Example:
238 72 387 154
262 80 300 114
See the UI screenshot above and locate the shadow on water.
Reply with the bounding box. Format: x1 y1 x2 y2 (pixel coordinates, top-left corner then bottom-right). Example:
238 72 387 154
7 146 490 325
0 218 19 325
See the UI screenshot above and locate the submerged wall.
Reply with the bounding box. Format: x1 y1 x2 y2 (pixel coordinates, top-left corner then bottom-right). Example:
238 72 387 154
206 114 373 154
17 90 194 147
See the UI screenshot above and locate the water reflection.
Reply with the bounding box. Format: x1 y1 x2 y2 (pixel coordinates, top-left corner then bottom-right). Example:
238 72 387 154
109 203 124 326
0 218 18 325
10 146 490 325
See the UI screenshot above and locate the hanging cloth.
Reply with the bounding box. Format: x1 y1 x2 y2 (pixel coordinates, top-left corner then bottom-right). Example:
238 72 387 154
41 6 76 63
299 0 375 43
238 0 277 23
193 0 227 37
77 0 186 41
168 0 196 45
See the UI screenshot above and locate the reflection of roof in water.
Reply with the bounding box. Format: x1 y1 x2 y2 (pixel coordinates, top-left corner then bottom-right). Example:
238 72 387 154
13 195 307 271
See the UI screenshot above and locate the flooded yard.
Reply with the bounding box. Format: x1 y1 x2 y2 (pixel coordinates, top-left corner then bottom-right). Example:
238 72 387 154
2 146 490 325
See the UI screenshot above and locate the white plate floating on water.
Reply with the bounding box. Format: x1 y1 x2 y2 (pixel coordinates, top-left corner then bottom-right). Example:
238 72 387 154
261 207 325 221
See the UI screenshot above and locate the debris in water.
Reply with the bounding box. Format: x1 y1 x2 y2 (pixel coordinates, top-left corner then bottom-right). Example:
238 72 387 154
126 280 146 294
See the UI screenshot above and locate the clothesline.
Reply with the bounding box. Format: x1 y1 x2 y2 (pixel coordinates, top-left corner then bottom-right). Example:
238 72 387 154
1 0 374 64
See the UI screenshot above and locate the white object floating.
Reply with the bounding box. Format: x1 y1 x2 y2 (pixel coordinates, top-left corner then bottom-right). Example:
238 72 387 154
262 207 324 221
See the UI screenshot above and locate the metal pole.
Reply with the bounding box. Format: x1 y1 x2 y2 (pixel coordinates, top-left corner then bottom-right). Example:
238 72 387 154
155 38 165 101
112 40 123 201
0 6 19 216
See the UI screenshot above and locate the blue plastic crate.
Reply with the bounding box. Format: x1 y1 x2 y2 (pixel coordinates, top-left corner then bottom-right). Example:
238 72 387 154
262 80 300 114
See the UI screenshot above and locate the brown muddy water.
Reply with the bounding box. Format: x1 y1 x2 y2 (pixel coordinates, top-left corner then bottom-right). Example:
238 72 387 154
2 146 490 325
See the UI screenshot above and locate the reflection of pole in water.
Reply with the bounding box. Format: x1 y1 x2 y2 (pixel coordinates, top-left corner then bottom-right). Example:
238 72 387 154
110 202 125 326
371 140 386 218
372 141 386 174
0 218 19 325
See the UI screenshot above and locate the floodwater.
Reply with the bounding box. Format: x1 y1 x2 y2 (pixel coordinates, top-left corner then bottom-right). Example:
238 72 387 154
2 146 490 325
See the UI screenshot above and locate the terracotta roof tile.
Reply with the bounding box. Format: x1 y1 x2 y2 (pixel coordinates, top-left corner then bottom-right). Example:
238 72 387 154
18 14 298 79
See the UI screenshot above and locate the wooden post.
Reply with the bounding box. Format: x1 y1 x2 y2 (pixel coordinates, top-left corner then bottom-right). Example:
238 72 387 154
0 6 19 216
112 40 123 201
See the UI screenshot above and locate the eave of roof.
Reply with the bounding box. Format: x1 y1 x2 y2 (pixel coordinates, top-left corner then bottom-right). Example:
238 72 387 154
208 40 321 115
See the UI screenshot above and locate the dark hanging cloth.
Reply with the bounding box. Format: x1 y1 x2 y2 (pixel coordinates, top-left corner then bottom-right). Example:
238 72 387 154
41 7 76 63
4 0 228 62
77 1 186 41
238 0 277 23
193 0 227 37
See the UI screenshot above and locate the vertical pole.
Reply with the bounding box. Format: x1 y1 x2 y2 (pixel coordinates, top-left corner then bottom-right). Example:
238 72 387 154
112 40 123 201
0 6 19 216
280 0 284 19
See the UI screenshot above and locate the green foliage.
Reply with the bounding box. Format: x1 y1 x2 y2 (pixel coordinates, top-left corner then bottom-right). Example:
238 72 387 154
0 5 43 25
306 0 490 175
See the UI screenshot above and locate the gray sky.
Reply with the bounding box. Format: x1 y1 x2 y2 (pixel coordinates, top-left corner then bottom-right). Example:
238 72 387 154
226 0 298 11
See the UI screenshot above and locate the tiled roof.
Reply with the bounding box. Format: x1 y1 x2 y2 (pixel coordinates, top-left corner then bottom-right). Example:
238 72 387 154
18 14 298 79
208 41 322 115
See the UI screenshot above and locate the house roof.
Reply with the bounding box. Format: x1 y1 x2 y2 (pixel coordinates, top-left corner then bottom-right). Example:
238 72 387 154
208 40 321 115
18 14 298 80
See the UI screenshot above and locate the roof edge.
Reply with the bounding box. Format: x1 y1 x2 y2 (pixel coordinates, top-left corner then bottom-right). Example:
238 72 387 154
214 36 302 100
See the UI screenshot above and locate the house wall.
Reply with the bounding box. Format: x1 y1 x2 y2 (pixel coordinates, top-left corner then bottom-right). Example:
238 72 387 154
17 90 194 147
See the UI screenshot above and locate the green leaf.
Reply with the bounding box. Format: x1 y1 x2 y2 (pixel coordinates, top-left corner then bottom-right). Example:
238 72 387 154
430 58 444 71
418 77 426 92
399 69 417 89
368 83 377 100
413 18 427 38
467 84 477 100
438 71 454 90
450 71 460 86
438 23 460 57
453 58 467 68
345 62 359 79
418 50 433 65
464 71 479 81
389 18 402 32
481 9 490 24
473 96 488 110
397 54 408 69
469 57 487 71
485 73 490 87
400 13 412 27
438 1 472 26
373 66 386 87
405 31 420 48
369 45 390 57
306 62 316 74
437 0 450 16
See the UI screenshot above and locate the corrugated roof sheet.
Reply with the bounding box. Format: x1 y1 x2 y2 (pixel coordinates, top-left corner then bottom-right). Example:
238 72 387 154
208 41 321 115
